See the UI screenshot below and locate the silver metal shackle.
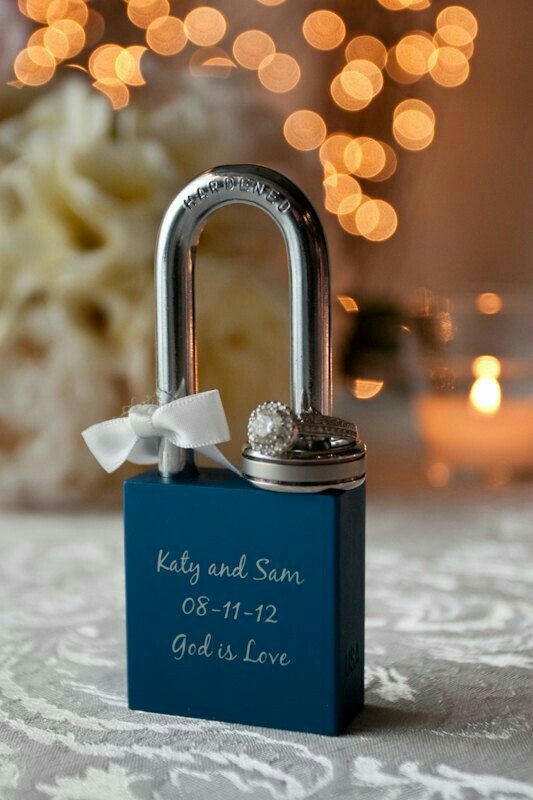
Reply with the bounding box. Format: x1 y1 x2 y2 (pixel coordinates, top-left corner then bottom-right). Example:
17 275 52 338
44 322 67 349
155 164 332 477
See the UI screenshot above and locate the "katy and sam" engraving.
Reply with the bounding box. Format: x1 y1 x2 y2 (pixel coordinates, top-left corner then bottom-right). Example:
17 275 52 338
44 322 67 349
183 176 291 214
157 549 304 586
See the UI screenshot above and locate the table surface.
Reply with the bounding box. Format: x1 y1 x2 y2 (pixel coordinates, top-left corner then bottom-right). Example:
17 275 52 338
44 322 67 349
0 489 532 800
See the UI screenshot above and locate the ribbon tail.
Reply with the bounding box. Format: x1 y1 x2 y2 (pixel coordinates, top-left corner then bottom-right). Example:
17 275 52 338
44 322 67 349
82 419 139 474
196 445 241 476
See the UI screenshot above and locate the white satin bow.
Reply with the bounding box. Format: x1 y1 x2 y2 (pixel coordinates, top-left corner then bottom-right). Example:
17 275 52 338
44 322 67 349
82 389 239 475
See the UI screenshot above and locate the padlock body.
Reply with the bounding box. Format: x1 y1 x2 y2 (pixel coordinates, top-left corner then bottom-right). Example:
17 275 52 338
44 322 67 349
124 468 365 735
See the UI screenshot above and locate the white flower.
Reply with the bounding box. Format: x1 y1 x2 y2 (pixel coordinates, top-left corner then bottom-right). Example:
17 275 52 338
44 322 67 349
0 79 288 505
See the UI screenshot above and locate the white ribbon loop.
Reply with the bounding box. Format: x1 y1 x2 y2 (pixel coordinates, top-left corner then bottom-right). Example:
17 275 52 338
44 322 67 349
82 390 239 475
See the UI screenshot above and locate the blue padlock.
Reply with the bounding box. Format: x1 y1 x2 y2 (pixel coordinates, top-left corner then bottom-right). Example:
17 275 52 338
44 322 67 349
122 165 366 735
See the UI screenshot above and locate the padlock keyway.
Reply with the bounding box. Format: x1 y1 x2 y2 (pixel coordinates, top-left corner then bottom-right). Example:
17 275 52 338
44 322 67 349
155 164 365 491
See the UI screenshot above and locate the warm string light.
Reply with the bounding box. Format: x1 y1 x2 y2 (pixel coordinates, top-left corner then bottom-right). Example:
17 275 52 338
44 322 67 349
127 0 170 30
184 7 227 47
302 10 346 51
146 17 187 57
283 110 326 151
10 1 478 241
233 30 275 70
258 52 300 93
393 99 435 150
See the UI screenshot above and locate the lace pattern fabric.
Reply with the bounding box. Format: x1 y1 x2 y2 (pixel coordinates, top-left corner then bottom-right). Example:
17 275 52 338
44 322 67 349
0 491 531 799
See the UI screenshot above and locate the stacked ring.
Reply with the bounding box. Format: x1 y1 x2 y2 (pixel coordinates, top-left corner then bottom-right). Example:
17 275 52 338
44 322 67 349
247 401 358 457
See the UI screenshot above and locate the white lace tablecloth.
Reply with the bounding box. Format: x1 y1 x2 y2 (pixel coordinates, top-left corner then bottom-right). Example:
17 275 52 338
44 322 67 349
0 490 532 799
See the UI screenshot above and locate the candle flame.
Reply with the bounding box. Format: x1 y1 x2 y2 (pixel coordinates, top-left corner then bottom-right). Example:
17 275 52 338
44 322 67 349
469 376 501 415
472 355 501 379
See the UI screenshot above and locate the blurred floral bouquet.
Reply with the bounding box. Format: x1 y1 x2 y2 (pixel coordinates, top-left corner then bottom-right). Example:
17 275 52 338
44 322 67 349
0 78 288 506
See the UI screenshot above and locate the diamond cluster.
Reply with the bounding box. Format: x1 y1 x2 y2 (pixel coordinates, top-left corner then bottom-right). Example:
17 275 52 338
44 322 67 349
247 401 297 456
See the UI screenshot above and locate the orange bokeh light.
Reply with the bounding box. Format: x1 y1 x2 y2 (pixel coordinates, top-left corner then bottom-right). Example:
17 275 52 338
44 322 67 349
352 379 384 399
258 52 300 93
19 0 51 23
429 46 469 87
337 194 369 235
342 58 383 98
434 29 474 59
46 0 88 26
184 7 227 47
88 44 124 80
394 98 435 125
115 45 146 85
45 19 85 59
27 28 51 50
377 0 413 9
42 25 69 60
319 134 352 173
345 35 387 69
302 10 346 51
396 32 435 76
232 30 275 70
436 23 473 48
146 16 187 56
393 99 435 150
93 77 130 109
345 137 388 179
283 109 327 151
437 5 478 40
127 0 170 31
256 0 285 5
14 45 56 85
476 293 503 315
323 173 362 215
356 199 398 241
385 46 422 84
330 73 372 111
371 142 398 182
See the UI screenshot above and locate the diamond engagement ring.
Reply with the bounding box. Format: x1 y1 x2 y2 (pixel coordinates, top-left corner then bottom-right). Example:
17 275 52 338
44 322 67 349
247 401 358 457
